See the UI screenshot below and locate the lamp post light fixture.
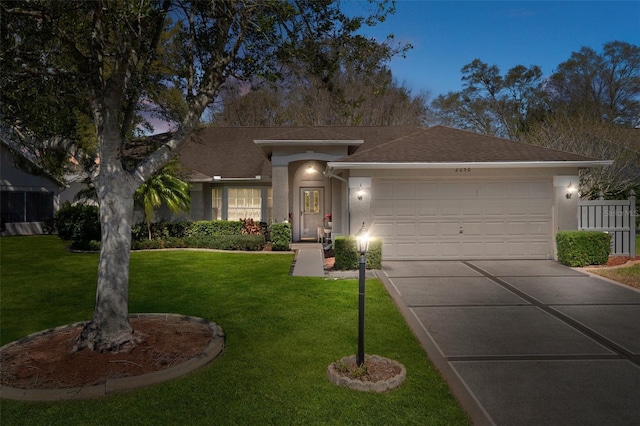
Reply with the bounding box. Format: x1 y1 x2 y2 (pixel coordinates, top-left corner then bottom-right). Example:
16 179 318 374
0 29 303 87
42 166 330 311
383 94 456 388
355 222 370 367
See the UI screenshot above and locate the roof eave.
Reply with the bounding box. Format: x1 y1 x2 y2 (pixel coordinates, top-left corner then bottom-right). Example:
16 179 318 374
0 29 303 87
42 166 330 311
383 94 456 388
327 160 614 170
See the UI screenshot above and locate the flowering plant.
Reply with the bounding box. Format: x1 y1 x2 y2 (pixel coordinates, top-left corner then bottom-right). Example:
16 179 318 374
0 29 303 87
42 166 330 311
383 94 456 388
323 213 332 223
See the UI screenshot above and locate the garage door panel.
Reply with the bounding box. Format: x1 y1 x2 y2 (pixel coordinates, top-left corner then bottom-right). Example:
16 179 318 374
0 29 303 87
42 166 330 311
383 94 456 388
417 201 438 216
375 183 394 199
374 223 394 237
372 200 393 217
530 221 551 235
394 200 415 216
395 182 416 197
372 179 552 260
441 222 461 236
417 183 439 197
461 201 482 215
417 222 437 236
485 222 506 235
439 202 460 216
396 222 416 236
461 222 483 235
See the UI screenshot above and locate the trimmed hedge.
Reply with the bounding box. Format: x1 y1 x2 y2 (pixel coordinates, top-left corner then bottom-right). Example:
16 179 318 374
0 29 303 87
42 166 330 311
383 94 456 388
132 235 266 251
132 220 245 241
334 236 383 270
270 222 291 251
556 230 610 267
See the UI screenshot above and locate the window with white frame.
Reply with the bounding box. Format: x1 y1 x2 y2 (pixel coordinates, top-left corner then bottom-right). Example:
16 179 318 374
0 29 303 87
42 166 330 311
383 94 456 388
267 188 273 223
227 188 261 221
211 188 222 220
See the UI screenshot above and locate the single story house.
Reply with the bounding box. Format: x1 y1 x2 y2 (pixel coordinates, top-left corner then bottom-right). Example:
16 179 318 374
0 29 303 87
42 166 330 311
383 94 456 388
176 125 611 260
0 138 65 235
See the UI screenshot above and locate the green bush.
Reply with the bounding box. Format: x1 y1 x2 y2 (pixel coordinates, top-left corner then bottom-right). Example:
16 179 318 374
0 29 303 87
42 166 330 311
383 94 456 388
132 235 265 251
334 236 383 270
186 220 243 237
132 220 244 241
69 240 101 251
270 222 291 251
556 231 610 267
54 202 100 242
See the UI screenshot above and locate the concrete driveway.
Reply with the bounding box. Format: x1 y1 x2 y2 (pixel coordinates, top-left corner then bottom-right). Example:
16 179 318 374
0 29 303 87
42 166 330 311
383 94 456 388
379 260 640 426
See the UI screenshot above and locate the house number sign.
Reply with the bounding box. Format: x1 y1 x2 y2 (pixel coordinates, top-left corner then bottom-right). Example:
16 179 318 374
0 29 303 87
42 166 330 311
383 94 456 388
454 168 471 173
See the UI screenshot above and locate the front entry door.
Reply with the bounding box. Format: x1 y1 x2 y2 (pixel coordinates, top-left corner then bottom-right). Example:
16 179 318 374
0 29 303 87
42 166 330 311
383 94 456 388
300 187 324 240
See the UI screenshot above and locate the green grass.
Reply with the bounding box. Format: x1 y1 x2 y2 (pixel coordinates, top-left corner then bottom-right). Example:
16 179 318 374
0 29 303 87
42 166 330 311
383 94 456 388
0 236 470 425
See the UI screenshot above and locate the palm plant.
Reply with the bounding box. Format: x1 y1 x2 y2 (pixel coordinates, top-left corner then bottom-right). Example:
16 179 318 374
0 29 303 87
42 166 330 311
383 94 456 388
135 160 190 240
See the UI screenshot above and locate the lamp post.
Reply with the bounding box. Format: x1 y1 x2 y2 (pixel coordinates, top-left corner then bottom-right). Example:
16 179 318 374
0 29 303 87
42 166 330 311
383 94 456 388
355 222 370 367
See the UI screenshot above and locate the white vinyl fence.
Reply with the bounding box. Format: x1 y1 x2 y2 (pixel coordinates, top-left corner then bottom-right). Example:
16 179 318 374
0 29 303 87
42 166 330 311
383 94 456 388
578 191 636 257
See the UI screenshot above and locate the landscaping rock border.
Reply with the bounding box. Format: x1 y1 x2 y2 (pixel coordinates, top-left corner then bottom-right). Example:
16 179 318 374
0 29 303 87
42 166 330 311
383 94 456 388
0 314 224 401
327 354 406 393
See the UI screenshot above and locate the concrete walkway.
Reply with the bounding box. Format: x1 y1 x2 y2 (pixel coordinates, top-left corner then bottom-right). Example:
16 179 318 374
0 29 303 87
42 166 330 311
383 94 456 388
378 260 640 426
290 243 325 277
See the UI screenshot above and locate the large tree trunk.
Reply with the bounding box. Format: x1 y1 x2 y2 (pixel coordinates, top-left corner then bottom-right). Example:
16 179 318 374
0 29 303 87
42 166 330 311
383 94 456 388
75 172 139 352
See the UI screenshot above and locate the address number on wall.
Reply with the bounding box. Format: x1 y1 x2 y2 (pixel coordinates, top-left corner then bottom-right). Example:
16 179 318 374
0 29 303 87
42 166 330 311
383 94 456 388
454 168 471 172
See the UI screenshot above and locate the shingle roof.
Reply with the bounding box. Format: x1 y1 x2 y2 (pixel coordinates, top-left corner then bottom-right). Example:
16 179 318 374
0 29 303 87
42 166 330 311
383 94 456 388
169 125 606 180
338 125 602 163
176 126 422 179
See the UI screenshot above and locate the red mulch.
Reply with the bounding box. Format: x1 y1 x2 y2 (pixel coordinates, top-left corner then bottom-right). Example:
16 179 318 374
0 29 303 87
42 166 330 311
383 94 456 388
0 316 212 390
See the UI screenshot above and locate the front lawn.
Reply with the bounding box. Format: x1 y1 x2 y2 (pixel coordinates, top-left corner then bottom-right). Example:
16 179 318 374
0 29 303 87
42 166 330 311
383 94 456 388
0 236 469 425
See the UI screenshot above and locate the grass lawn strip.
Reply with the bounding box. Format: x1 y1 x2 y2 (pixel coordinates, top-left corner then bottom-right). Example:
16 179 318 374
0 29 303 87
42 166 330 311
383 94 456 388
0 236 470 425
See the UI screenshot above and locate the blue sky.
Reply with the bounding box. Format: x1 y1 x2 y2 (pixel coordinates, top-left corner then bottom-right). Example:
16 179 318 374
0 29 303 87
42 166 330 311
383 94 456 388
343 1 640 97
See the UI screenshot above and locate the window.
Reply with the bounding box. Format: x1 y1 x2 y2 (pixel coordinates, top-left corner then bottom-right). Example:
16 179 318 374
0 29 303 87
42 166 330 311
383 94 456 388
267 188 273 224
227 188 262 221
211 188 222 220
0 191 54 223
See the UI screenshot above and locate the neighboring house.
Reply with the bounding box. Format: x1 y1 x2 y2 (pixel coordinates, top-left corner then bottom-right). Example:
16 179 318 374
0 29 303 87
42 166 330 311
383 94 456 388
176 125 611 260
0 139 65 235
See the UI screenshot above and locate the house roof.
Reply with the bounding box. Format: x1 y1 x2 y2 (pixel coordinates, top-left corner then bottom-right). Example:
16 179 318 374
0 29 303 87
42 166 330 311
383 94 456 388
329 126 611 169
177 126 421 180
174 125 611 181
0 137 67 187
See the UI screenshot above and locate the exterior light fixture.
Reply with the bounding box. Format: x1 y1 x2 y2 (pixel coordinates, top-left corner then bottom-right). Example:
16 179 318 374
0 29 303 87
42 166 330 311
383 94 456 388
356 184 365 200
355 222 370 367
306 163 315 174
566 182 577 199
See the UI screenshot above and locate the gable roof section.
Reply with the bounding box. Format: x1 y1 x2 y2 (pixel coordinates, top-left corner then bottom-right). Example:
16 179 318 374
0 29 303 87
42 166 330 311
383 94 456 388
330 126 611 169
177 126 422 180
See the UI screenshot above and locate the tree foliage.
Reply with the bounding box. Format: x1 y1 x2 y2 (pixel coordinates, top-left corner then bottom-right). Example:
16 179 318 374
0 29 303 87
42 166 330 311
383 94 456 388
135 160 190 240
430 59 544 139
547 41 640 127
211 37 425 126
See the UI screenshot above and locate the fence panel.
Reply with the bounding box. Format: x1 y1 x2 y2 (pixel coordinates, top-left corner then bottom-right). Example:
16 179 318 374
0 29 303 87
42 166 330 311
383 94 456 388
577 193 636 257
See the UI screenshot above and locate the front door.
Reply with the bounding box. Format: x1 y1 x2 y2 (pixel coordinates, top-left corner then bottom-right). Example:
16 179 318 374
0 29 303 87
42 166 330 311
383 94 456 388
300 187 324 240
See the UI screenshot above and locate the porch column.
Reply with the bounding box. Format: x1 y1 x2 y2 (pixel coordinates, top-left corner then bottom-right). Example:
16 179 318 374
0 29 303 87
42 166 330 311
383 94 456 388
272 164 289 223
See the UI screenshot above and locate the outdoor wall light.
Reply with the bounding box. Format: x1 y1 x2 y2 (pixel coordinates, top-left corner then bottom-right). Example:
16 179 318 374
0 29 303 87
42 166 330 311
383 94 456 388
566 182 578 199
356 184 365 200
306 163 315 174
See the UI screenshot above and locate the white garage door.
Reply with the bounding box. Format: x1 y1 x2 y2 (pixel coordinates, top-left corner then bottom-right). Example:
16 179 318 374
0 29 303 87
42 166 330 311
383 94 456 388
371 179 553 260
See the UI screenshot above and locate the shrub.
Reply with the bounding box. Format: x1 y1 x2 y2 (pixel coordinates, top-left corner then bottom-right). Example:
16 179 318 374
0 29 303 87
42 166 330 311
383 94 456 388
54 202 100 242
186 220 243 237
556 231 610 267
69 240 101 251
241 218 262 235
132 235 265 251
42 217 56 234
270 222 291 251
334 236 383 270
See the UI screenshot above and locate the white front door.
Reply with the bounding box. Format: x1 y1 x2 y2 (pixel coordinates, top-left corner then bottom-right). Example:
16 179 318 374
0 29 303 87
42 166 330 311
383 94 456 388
300 187 324 239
